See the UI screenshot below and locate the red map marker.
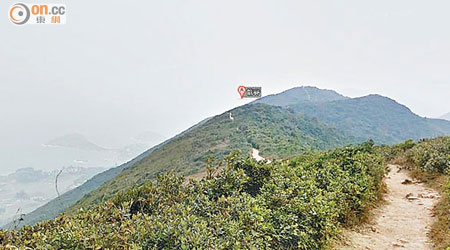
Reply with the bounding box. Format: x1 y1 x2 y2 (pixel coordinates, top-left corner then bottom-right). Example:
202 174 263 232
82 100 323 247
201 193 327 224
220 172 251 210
237 86 247 99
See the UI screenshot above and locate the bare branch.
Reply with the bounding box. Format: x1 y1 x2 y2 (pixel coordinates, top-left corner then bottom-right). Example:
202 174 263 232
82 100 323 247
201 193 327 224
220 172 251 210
55 168 64 198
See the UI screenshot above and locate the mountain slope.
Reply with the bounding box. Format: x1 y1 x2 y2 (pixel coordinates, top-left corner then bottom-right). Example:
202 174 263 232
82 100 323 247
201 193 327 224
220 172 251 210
65 103 351 214
8 103 349 227
253 87 450 145
286 94 450 144
0 142 385 249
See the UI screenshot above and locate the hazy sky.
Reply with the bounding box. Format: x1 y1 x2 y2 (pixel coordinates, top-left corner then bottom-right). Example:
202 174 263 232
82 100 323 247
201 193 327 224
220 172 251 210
1 1 450 172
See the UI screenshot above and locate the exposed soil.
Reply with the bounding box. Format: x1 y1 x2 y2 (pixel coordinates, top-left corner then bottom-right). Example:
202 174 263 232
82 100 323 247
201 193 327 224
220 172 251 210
338 164 440 250
251 148 264 162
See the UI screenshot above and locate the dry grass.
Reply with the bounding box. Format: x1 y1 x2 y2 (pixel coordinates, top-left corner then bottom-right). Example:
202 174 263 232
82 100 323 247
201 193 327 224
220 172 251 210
406 169 450 250
430 188 450 250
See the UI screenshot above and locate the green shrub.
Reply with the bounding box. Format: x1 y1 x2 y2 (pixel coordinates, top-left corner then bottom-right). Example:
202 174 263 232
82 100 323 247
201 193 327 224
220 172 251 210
400 137 450 174
0 143 385 250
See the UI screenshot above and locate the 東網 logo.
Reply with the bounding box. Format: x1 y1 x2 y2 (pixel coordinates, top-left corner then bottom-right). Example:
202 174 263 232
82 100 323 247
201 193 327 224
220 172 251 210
9 3 66 25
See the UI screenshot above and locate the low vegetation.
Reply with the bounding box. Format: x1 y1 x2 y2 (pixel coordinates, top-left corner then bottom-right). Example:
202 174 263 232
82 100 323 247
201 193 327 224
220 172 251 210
390 137 450 249
67 104 351 216
13 103 351 228
0 142 385 249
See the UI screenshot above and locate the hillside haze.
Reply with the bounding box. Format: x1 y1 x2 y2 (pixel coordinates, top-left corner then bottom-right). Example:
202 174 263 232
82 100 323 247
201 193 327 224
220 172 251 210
45 133 107 152
9 86 450 228
0 167 104 227
441 112 450 121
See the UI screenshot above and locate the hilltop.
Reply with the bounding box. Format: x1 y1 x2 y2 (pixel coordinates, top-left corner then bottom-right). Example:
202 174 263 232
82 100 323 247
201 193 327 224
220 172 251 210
44 133 107 152
253 86 348 106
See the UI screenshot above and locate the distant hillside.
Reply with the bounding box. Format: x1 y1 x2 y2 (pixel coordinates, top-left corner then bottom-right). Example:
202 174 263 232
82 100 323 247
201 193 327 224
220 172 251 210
0 167 103 227
64 103 351 215
44 133 107 151
255 87 450 144
253 86 349 106
440 112 450 121
288 95 450 144
2 155 137 229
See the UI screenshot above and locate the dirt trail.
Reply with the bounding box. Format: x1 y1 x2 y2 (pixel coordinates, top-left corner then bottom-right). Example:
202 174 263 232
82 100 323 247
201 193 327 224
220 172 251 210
251 148 264 162
339 164 440 250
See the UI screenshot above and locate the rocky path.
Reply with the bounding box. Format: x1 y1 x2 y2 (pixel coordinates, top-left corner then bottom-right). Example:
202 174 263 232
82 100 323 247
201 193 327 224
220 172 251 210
339 164 439 250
